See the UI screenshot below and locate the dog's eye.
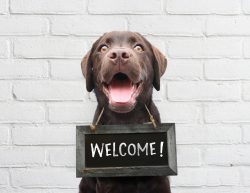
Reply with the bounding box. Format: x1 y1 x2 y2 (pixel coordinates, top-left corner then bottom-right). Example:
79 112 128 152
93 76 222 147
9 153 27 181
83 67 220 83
100 45 108 53
134 45 143 52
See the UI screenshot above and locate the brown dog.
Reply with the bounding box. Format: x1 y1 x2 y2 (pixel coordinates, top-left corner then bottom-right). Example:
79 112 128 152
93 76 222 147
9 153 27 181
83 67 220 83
79 31 170 193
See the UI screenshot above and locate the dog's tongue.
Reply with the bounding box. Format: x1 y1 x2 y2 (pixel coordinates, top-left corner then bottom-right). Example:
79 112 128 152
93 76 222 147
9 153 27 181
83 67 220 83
109 78 134 103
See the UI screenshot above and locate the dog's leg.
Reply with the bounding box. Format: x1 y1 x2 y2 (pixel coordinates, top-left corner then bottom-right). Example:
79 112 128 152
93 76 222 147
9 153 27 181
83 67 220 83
79 177 96 193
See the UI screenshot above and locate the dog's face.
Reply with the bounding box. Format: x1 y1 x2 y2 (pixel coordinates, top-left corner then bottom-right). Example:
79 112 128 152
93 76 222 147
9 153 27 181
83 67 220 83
81 31 167 113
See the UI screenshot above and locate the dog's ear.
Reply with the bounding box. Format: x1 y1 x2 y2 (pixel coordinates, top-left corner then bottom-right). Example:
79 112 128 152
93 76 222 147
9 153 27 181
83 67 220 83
134 32 167 91
81 50 95 92
151 46 167 91
81 51 95 92
81 36 103 92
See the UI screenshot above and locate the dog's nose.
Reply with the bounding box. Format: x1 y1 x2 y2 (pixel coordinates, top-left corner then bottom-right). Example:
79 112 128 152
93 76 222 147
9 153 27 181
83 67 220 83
108 48 130 62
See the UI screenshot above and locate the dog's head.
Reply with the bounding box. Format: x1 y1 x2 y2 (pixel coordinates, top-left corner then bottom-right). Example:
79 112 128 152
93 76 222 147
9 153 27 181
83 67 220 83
81 31 167 113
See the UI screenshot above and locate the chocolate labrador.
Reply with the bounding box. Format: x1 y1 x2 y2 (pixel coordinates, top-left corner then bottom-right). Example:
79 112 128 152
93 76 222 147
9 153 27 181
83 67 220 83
79 31 170 193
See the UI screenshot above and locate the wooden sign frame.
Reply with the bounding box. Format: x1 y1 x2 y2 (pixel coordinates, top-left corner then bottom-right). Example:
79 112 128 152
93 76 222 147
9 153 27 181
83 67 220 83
76 123 177 177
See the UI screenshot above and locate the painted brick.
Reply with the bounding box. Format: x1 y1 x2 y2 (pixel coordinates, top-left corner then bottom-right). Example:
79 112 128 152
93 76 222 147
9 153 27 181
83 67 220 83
206 168 240 186
0 40 9 58
11 168 79 188
0 147 45 167
129 16 204 36
205 103 250 123
243 38 250 58
171 188 203 193
0 103 45 123
177 146 201 166
0 82 12 100
13 81 85 101
0 16 48 35
50 59 83 80
207 16 250 36
243 125 250 143
12 125 75 145
48 147 75 167
241 167 250 186
176 124 241 144
204 145 250 166
243 82 250 101
163 59 203 80
243 0 250 14
10 0 86 14
88 0 162 14
47 190 78 193
205 146 237 166
168 81 240 101
0 189 78 193
171 187 250 193
0 126 9 145
155 102 201 123
167 168 240 187
166 0 241 14
0 59 48 79
204 59 250 80
14 38 86 59
0 169 9 187
0 0 8 14
171 168 206 186
48 102 97 123
168 38 242 59
0 190 45 193
52 16 127 36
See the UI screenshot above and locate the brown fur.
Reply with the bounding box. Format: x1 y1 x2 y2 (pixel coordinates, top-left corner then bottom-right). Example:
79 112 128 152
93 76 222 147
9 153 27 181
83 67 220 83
79 31 170 193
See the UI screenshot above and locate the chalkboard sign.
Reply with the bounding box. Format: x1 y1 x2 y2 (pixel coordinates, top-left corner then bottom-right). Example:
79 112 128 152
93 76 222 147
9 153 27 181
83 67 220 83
76 123 177 177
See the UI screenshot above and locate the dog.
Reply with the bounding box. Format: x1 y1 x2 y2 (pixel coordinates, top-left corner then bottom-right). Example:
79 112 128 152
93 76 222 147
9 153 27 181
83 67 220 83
79 31 170 193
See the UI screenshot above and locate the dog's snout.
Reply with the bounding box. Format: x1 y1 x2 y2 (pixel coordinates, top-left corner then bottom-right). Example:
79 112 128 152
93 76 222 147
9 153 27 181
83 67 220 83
108 48 130 62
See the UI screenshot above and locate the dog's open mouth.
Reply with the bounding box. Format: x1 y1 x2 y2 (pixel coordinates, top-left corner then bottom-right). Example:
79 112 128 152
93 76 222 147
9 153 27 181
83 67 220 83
103 72 142 113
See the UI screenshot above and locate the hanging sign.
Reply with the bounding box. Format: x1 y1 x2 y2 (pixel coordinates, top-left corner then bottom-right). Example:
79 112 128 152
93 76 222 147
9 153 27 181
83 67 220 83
76 123 177 177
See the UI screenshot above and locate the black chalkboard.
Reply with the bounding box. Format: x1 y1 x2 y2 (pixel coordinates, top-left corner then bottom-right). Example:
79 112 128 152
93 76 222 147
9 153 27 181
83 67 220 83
85 132 168 168
76 123 177 177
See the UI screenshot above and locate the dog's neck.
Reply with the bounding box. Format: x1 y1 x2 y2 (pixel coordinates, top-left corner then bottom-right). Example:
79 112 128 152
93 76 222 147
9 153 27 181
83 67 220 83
93 100 161 125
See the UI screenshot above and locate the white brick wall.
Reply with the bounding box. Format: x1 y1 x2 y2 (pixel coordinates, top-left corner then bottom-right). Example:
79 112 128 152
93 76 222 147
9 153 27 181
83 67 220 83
0 40 9 58
0 0 249 192
0 0 8 14
166 0 241 14
10 0 86 14
88 0 162 14
51 16 127 35
0 16 48 35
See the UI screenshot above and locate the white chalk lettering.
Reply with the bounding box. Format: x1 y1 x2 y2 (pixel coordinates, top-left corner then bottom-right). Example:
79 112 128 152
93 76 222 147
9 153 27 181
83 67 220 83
119 142 127 156
113 142 118 157
90 141 160 158
128 143 136 156
150 142 156 155
105 143 111 156
137 143 148 156
91 143 104 158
